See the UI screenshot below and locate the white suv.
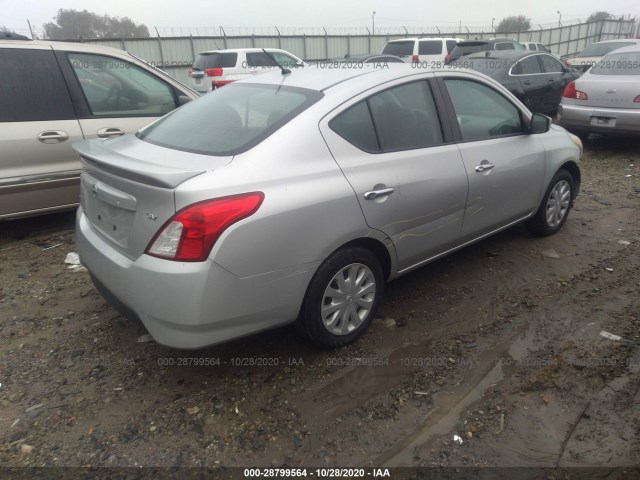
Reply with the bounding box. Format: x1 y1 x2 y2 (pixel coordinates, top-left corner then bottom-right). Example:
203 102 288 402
189 48 305 94
381 37 462 65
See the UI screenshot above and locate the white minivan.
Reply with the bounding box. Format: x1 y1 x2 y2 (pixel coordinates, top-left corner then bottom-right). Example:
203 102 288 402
381 37 463 65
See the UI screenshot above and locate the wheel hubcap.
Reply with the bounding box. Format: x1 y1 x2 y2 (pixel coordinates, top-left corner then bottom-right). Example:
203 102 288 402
321 263 376 336
545 180 571 228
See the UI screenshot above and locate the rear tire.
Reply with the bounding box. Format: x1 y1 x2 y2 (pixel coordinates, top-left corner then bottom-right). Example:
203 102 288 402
526 169 574 236
296 247 383 349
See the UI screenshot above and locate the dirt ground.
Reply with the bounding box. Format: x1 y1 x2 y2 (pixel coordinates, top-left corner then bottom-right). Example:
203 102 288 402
1 135 639 476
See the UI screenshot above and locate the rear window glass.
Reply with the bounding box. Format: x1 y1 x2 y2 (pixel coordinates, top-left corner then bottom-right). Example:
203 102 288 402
590 51 640 75
382 41 414 57
450 44 488 58
193 53 237 70
137 84 323 156
446 40 458 53
418 40 442 55
577 42 634 57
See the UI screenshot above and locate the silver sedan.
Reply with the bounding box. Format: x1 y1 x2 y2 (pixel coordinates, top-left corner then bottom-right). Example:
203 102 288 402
558 44 640 136
75 65 582 349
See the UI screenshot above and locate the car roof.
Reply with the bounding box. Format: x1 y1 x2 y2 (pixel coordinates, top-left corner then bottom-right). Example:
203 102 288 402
591 39 640 44
602 44 640 54
0 39 131 56
198 48 293 54
463 50 549 61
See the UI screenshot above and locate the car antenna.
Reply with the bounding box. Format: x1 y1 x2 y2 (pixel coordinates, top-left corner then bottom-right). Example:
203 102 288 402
262 48 291 75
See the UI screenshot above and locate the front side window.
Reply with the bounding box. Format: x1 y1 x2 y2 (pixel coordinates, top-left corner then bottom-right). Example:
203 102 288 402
68 53 176 116
138 83 322 156
444 79 523 141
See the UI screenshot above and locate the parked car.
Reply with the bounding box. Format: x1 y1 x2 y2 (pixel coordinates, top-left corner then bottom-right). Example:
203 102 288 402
75 65 582 350
445 38 526 64
333 54 404 64
523 42 550 52
566 39 640 73
451 50 580 114
0 39 198 221
381 37 462 64
189 48 305 94
557 44 640 137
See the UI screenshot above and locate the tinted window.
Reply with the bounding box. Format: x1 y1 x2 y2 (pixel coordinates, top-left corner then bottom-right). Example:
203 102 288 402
495 42 516 51
369 81 443 151
418 40 442 55
446 40 458 53
591 51 640 75
444 79 523 141
539 44 551 53
270 52 300 68
193 53 237 69
0 49 76 122
330 102 379 152
539 55 563 73
577 42 635 57
246 52 276 67
138 84 322 156
513 56 542 74
382 41 414 56
68 53 176 116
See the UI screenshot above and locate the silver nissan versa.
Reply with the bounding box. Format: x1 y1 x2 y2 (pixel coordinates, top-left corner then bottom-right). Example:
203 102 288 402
75 65 582 349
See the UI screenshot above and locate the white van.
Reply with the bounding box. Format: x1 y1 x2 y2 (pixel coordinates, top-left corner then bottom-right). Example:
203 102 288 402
381 37 463 65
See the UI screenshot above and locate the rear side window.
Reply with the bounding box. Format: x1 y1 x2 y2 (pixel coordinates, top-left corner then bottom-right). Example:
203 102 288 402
0 49 76 122
330 102 379 152
513 56 543 74
539 55 563 73
138 83 323 156
193 53 237 70
418 41 442 55
382 41 414 57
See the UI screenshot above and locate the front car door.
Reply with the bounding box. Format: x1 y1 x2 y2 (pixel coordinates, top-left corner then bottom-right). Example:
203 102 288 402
0 45 84 219
321 77 469 272
436 74 546 241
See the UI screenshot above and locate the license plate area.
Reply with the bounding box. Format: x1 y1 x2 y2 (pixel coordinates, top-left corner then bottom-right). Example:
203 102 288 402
590 116 616 127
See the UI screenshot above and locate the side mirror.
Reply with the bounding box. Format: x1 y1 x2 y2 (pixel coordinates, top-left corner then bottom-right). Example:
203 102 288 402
530 113 551 134
178 95 192 106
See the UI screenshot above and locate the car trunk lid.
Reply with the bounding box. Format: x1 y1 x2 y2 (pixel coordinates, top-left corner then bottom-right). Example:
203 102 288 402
75 135 233 260
576 75 640 109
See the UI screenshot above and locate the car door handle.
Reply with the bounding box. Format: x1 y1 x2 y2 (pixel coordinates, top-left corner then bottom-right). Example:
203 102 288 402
522 80 531 85
475 163 495 173
37 131 69 144
364 188 394 200
97 127 125 138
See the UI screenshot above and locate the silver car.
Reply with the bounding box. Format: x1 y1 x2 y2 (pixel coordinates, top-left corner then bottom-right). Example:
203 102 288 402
558 45 640 136
75 65 582 349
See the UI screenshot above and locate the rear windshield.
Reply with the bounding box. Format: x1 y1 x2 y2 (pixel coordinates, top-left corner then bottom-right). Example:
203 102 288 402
382 41 414 57
418 40 442 55
452 57 506 74
577 42 635 58
450 43 488 58
137 83 323 156
192 52 237 70
590 51 640 75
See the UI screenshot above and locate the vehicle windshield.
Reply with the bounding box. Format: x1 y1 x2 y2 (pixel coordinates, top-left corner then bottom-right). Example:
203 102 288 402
590 51 640 75
576 42 635 57
382 41 414 56
137 83 323 156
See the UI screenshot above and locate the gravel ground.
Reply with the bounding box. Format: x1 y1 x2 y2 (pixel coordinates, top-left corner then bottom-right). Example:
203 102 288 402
0 135 639 476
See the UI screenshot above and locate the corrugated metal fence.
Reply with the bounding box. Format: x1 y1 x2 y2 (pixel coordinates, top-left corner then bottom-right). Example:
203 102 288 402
76 19 639 85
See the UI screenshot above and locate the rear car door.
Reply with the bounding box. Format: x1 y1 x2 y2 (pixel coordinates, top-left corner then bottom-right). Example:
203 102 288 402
321 78 469 272
0 45 84 219
538 53 571 112
438 75 546 240
55 51 182 143
510 54 548 113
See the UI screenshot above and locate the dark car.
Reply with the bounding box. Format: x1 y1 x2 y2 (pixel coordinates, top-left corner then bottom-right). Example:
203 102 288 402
335 54 405 64
445 38 525 64
451 50 580 114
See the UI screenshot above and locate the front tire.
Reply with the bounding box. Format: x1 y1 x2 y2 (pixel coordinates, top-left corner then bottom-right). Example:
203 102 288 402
526 169 574 236
297 247 384 349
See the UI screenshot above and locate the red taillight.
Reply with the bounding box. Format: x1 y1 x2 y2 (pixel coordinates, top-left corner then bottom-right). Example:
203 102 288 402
634 95 640 103
146 193 264 262
411 54 419 63
205 68 223 77
444 53 451 63
562 81 588 100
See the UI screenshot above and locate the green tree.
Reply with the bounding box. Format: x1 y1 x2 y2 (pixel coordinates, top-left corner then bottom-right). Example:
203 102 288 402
43 9 149 39
495 15 531 33
586 11 613 22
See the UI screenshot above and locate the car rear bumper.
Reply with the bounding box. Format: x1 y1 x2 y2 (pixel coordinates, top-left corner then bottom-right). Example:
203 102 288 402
557 103 640 135
76 208 318 349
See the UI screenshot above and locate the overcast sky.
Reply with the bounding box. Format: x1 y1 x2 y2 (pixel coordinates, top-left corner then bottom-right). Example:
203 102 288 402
3 0 640 35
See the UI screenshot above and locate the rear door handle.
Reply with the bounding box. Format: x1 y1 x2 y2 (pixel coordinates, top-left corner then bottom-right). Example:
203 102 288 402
475 163 495 173
37 131 69 144
364 187 394 200
522 80 531 85
97 127 125 138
